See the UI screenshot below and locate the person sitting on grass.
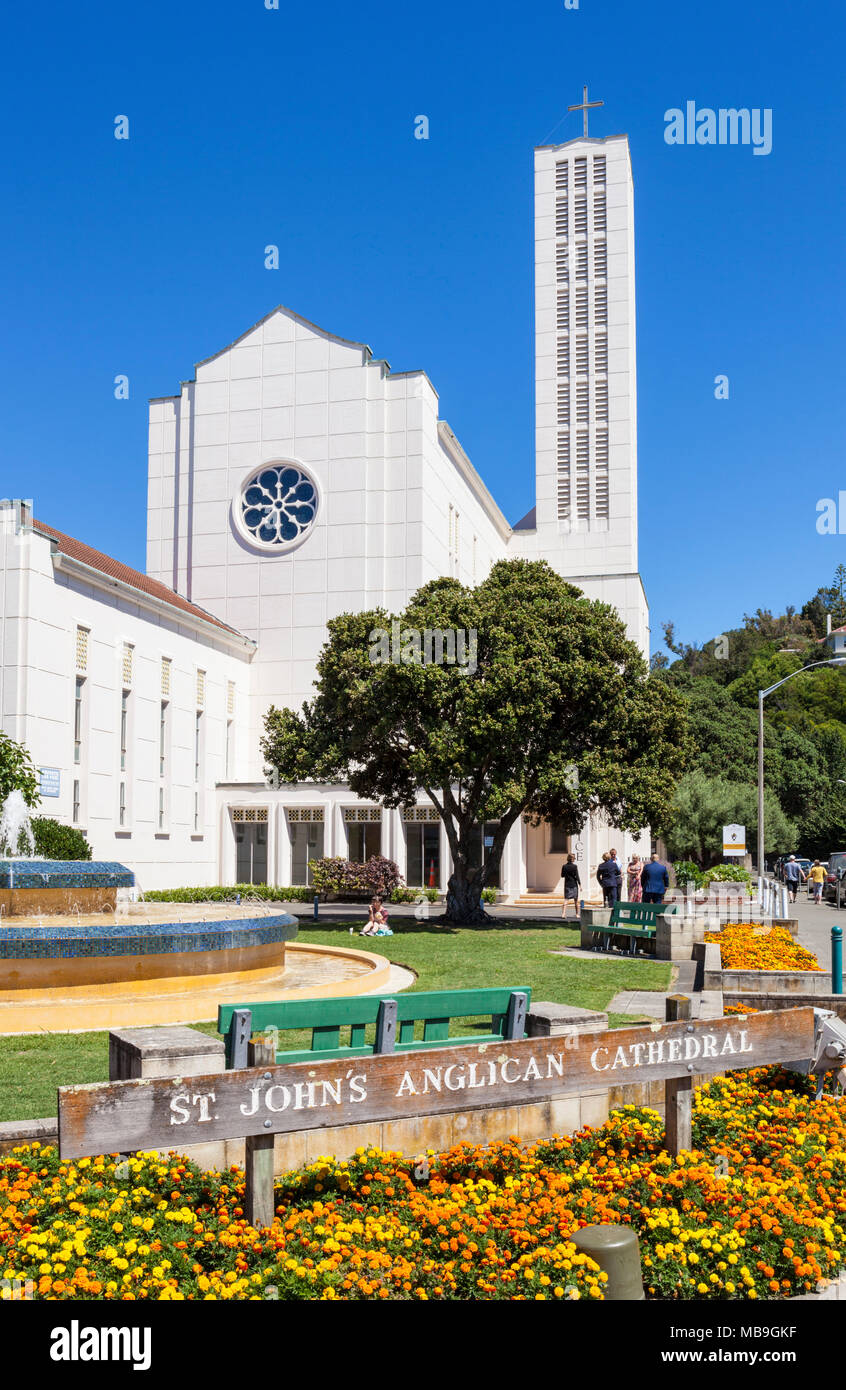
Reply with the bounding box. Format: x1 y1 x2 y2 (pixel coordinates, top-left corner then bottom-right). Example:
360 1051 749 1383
360 895 392 937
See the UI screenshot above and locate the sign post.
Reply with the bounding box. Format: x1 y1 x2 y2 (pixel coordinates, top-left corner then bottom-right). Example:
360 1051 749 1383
244 1037 276 1229
664 994 692 1156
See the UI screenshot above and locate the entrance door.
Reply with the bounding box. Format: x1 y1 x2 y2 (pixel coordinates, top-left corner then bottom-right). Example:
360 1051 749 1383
235 822 268 884
291 821 324 885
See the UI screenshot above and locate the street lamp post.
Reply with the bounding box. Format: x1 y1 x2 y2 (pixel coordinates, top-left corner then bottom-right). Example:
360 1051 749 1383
757 659 846 887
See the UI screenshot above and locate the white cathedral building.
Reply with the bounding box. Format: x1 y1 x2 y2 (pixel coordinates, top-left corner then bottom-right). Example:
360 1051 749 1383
0 128 651 897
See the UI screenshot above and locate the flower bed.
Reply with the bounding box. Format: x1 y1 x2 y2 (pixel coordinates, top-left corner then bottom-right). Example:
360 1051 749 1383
1 1068 845 1300
706 922 822 972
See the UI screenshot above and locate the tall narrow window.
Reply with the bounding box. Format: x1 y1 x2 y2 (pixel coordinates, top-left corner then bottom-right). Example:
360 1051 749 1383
119 782 126 827
195 712 202 782
158 786 165 831
120 690 129 771
194 790 200 833
74 677 84 764
72 780 80 824
159 702 168 779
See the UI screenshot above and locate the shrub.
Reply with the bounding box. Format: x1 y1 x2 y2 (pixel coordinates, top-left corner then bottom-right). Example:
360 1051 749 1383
702 863 754 896
309 856 404 899
389 886 440 903
142 883 313 903
481 887 498 904
672 859 704 889
30 817 92 861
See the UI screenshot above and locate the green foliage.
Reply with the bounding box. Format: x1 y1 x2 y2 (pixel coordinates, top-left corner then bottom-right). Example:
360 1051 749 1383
672 860 704 889
658 771 796 868
389 886 440 903
802 564 846 635
309 856 403 898
0 732 39 810
142 884 314 903
701 863 754 896
30 817 92 861
262 559 690 923
701 863 751 885
658 565 846 860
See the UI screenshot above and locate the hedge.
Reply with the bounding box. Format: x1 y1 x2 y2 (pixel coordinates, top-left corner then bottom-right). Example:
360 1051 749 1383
142 884 314 903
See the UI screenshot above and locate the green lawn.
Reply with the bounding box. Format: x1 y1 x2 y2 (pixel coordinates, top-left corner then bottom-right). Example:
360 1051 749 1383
0 919 670 1123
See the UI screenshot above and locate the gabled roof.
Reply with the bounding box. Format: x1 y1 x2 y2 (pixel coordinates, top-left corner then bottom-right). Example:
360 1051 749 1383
33 519 251 643
195 305 374 377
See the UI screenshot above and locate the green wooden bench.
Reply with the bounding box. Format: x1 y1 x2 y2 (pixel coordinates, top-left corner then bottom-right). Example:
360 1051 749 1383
218 987 532 1068
591 901 678 956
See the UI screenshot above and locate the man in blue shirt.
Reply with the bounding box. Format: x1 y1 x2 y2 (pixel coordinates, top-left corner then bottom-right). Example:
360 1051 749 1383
641 853 670 903
783 856 806 903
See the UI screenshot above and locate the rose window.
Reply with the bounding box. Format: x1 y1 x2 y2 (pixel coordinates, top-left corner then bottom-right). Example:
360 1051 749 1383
236 464 318 550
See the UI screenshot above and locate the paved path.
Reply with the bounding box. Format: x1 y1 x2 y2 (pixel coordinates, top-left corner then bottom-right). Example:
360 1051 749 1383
780 890 841 970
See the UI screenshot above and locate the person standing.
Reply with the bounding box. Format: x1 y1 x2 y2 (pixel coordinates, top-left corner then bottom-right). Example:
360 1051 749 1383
783 855 806 904
627 854 644 903
640 852 669 904
808 859 826 905
560 853 581 920
597 851 622 908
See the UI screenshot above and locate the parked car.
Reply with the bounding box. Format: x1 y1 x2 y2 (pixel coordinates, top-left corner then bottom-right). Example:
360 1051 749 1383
824 852 846 902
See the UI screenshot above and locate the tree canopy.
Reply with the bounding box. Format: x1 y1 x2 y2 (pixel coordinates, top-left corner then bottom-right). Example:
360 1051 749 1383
655 564 846 862
262 559 690 922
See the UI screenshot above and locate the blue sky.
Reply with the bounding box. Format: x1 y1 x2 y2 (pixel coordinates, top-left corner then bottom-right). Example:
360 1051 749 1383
2 0 844 656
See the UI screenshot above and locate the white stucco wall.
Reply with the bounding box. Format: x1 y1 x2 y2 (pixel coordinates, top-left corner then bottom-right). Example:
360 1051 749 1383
0 508 252 889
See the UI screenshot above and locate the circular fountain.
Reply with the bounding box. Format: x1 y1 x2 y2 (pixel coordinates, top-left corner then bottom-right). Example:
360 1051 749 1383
0 794 393 1033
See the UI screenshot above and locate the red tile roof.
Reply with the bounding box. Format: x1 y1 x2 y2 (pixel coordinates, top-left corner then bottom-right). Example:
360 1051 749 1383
34 519 249 642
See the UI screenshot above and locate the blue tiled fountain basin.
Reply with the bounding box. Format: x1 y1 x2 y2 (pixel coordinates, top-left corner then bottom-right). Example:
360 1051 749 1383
0 860 136 890
0 914 299 960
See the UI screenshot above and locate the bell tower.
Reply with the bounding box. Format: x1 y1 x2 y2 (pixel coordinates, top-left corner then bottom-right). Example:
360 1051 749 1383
533 121 639 578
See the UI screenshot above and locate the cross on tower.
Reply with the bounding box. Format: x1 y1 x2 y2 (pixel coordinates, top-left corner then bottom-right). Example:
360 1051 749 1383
568 84 604 137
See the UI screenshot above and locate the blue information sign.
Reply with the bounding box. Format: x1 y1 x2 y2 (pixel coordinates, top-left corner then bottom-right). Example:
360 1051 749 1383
39 768 60 798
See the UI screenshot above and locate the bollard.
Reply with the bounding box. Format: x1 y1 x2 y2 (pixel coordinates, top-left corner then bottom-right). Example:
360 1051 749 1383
313 893 319 921
571 1224 644 1301
833 925 843 996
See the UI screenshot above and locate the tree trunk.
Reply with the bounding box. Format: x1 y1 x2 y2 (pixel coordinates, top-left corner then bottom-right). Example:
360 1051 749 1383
441 872 493 925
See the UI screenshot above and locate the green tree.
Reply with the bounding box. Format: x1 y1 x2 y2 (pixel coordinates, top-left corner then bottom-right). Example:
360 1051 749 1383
0 731 39 811
658 771 796 867
261 559 690 923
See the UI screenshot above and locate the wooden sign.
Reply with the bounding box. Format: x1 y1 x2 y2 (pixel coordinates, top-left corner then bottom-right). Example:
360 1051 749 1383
58 1008 814 1161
